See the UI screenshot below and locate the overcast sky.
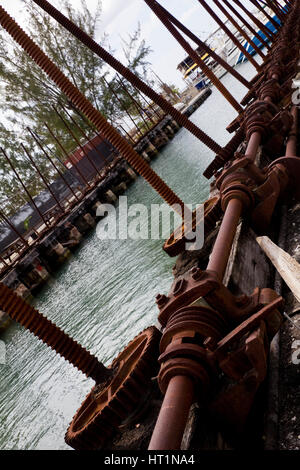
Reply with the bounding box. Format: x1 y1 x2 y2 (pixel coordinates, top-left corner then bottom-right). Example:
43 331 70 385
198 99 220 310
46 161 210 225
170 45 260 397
1 0 256 89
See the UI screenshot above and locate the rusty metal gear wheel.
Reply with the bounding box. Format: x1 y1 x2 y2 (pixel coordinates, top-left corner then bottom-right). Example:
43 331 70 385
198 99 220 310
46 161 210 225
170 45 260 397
65 326 161 450
163 196 222 257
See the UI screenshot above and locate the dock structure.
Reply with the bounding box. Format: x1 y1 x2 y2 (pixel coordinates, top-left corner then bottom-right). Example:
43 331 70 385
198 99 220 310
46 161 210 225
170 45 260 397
0 0 299 453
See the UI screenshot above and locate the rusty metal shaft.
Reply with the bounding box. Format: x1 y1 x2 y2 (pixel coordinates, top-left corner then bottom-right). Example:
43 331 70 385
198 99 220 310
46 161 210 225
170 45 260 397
31 0 223 155
144 0 243 113
148 375 194 450
0 282 110 383
0 5 187 215
286 106 298 157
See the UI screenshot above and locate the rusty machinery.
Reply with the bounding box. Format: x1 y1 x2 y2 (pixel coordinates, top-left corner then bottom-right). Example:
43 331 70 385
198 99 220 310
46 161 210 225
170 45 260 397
0 0 298 452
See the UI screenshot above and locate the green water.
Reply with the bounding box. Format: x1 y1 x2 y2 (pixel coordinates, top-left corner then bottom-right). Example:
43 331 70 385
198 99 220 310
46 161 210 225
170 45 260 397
0 61 255 449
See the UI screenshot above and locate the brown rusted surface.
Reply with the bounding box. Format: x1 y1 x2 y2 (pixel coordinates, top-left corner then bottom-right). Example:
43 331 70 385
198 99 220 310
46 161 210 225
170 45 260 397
0 282 109 382
65 326 161 450
31 0 224 155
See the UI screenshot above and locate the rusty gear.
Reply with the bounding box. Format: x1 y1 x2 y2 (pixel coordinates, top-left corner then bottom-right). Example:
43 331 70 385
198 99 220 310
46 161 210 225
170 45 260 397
65 326 161 450
163 196 222 257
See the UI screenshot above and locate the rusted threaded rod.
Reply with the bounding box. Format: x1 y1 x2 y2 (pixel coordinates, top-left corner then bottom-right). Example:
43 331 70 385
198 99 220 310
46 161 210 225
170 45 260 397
102 76 144 139
1 147 50 228
59 104 109 163
286 106 298 157
152 0 251 89
0 5 188 215
0 210 28 246
0 282 110 383
249 0 280 30
116 75 154 130
221 0 271 51
148 375 195 450
232 0 275 41
31 0 223 154
213 0 266 60
197 0 261 71
27 127 81 202
144 0 243 113
52 105 103 179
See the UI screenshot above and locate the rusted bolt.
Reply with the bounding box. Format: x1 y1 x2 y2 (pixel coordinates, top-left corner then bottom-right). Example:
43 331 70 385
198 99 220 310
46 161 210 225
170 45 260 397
156 294 169 308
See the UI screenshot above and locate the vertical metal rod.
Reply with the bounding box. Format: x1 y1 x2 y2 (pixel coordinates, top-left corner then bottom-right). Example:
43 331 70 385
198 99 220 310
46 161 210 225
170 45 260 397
102 77 144 139
52 106 103 179
0 4 188 215
152 2 251 88
21 143 65 213
1 147 49 227
115 75 153 130
248 0 280 30
117 124 136 144
148 375 195 450
133 85 164 120
27 127 81 201
212 0 266 59
58 104 109 163
197 0 261 71
144 0 244 112
285 106 298 157
29 0 224 155
0 210 28 247
207 198 244 280
44 123 91 188
231 0 275 41
221 0 271 50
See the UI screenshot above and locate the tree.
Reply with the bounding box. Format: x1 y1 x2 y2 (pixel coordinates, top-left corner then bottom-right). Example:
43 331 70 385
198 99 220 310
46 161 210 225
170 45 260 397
0 0 153 215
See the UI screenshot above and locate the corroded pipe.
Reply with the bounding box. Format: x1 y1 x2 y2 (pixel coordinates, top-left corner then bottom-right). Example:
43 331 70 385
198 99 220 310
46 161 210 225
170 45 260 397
144 0 243 113
221 0 271 51
212 0 266 59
